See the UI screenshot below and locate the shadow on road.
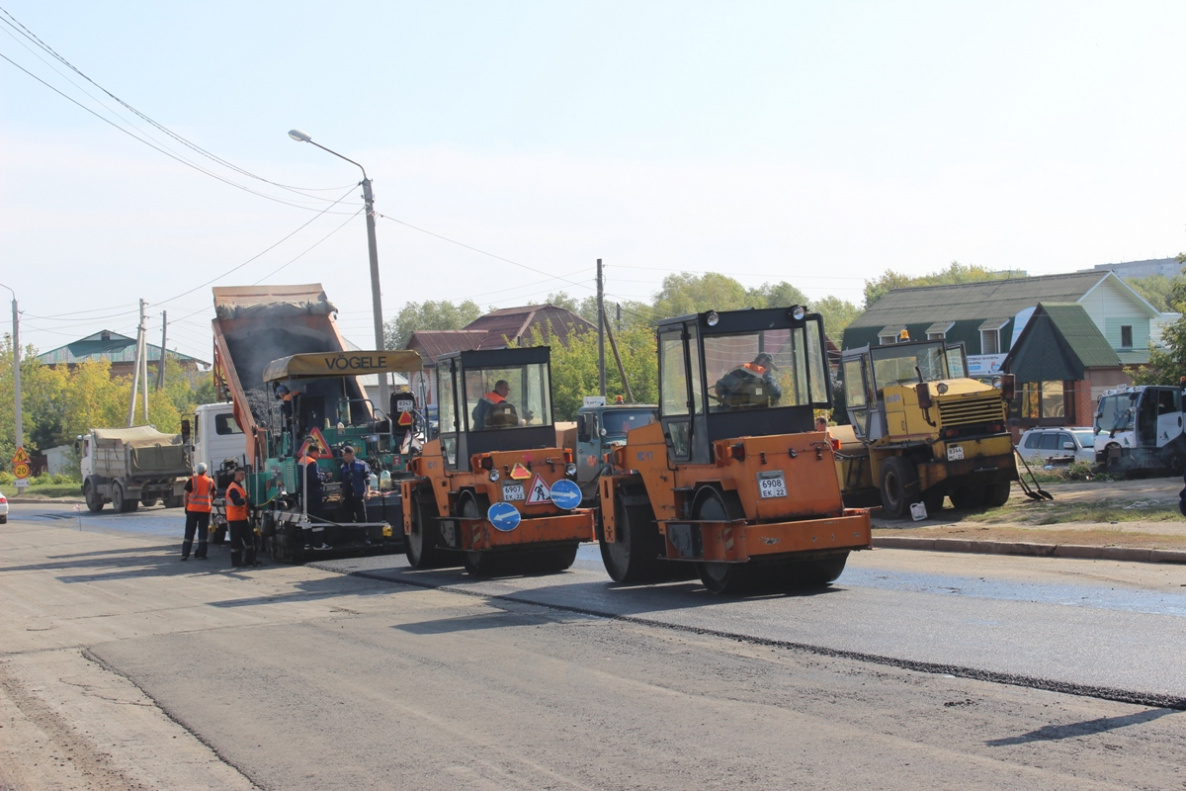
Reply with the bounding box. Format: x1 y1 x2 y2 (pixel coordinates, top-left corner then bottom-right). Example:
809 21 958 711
986 707 1181 745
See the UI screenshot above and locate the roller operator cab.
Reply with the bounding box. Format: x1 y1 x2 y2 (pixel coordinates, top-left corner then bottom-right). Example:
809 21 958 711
401 346 596 577
837 339 1017 518
598 306 872 595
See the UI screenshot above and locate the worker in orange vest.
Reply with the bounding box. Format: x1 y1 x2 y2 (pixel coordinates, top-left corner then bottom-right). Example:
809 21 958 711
713 352 782 409
226 466 255 568
472 380 514 428
181 463 214 561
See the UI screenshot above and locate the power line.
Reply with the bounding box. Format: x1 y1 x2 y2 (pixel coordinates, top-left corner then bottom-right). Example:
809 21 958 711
0 6 357 201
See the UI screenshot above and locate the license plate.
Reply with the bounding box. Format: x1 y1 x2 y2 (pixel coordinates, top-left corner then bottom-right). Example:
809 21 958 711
758 472 787 499
502 483 525 502
947 445 965 461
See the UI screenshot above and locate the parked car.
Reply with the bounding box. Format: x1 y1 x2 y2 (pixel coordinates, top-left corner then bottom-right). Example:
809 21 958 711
1017 427 1097 466
0 490 7 524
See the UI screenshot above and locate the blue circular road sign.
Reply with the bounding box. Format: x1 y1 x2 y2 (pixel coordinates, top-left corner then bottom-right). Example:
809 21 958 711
548 478 583 511
487 501 522 532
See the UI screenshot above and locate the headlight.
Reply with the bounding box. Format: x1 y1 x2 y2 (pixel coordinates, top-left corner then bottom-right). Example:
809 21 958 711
936 382 949 395
706 310 720 327
790 305 807 321
991 376 1003 389
489 469 501 482
566 463 577 476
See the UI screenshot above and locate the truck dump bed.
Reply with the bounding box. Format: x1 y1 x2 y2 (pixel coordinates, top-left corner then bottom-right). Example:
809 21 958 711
212 284 362 464
91 426 188 478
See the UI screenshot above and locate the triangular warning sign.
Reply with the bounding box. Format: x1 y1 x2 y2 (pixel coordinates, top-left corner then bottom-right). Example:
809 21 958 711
526 473 551 505
11 446 29 465
509 462 531 480
398 411 413 426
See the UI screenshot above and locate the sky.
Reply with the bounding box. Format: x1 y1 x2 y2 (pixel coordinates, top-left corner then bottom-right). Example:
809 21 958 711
3 0 1185 364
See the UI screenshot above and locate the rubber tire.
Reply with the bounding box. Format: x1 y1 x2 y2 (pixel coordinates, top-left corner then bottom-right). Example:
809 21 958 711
405 490 453 569
694 487 752 595
112 484 137 513
165 495 185 509
84 482 104 513
598 489 665 584
982 482 1011 508
879 456 920 519
949 486 986 510
141 496 159 508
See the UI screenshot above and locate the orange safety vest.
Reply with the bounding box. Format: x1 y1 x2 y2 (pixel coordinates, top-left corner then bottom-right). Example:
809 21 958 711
741 362 767 376
226 481 249 522
187 474 214 513
484 391 506 405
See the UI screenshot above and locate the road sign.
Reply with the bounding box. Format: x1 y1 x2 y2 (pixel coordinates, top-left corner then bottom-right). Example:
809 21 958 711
13 462 31 479
12 446 29 466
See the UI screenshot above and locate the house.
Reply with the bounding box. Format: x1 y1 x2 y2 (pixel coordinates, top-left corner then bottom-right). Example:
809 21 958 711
401 305 594 409
843 271 1164 377
38 330 208 376
1000 303 1128 430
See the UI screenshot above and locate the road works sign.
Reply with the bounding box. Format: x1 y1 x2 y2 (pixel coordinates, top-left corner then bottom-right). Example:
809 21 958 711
12 447 30 480
12 446 29 466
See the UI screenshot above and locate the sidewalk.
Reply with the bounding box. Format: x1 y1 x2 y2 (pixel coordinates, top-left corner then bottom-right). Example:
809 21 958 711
872 477 1186 564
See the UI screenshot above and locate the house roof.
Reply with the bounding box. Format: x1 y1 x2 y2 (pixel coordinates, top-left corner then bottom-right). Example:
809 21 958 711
463 305 595 350
37 330 208 367
1002 303 1121 380
406 330 487 364
849 271 1160 329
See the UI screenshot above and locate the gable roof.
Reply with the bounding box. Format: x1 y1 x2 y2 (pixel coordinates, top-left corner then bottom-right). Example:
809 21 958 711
405 330 487 364
37 330 208 367
463 305 595 350
1001 303 1121 380
848 271 1159 330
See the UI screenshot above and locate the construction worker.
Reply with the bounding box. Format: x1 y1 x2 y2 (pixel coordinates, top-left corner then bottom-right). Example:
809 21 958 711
180 462 214 561
714 352 782 409
226 466 252 568
338 446 371 525
300 452 324 521
472 380 516 428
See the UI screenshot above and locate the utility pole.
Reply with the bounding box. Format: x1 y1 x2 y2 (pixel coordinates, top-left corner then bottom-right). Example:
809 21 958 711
156 311 167 390
597 258 606 397
128 299 146 426
1 283 22 487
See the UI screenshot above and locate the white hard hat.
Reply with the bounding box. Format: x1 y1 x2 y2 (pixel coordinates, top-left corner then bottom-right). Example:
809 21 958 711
196 462 208 474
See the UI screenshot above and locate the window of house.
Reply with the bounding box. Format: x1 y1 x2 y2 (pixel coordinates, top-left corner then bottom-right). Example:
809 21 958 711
925 321 953 341
980 329 1000 355
1121 325 1133 348
1019 381 1069 420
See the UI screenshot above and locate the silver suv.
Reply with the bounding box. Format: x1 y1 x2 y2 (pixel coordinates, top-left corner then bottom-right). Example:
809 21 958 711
1017 427 1096 466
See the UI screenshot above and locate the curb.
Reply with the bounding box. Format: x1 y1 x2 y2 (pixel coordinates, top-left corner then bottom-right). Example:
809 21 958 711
873 536 1186 565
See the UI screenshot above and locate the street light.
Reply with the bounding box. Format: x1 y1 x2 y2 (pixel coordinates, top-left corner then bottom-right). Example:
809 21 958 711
288 129 390 412
0 282 22 489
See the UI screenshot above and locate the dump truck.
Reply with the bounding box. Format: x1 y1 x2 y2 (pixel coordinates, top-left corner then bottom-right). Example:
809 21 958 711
210 284 422 561
401 346 596 576
1094 384 1186 475
79 426 189 512
598 306 872 594
835 338 1018 518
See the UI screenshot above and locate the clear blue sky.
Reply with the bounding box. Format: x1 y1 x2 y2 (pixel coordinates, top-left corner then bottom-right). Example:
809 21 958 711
3 0 1185 362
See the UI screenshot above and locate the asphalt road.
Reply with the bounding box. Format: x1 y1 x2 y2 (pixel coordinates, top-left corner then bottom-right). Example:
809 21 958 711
2 502 1185 790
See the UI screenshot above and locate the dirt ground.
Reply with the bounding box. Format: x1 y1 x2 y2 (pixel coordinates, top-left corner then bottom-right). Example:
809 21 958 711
873 475 1186 551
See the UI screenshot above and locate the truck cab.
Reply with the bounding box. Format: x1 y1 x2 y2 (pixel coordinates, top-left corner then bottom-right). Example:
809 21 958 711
1094 385 1186 474
573 399 657 503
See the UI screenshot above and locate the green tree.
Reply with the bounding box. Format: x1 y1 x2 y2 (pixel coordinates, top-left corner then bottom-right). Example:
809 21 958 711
1133 256 1186 385
745 281 809 309
863 261 1023 309
384 299 482 349
812 295 861 340
652 272 750 319
519 324 658 420
1125 273 1183 312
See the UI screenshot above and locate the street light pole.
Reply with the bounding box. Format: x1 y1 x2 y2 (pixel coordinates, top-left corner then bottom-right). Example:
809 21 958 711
0 282 21 485
288 129 390 413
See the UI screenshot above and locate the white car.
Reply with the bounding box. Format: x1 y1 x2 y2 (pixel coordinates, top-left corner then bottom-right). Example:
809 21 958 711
0 490 7 524
1017 427 1096 466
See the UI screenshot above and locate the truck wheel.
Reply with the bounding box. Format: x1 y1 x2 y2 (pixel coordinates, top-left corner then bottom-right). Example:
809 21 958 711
982 482 1011 508
879 457 920 519
165 495 185 509
405 490 453 569
140 496 159 508
112 484 138 513
694 488 752 595
598 489 664 584
84 482 104 513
